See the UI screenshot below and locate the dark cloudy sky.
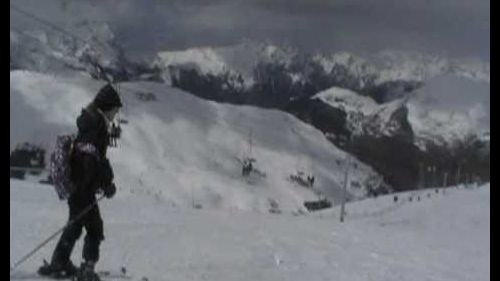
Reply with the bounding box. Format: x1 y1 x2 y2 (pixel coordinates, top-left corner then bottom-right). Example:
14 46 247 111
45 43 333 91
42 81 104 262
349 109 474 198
10 0 490 60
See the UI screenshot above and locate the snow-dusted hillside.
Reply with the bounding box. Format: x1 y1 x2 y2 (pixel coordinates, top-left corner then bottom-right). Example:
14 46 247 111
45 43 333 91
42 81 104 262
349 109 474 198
10 70 384 213
10 180 490 281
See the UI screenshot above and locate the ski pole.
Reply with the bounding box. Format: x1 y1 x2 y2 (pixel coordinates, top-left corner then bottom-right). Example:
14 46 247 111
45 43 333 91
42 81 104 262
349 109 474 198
10 195 106 273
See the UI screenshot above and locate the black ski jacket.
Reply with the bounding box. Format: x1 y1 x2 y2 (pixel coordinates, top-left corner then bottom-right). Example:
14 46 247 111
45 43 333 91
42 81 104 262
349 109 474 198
70 107 114 196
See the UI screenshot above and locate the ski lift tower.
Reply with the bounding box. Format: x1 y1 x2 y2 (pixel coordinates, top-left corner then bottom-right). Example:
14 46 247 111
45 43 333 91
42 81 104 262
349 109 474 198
242 129 255 177
340 135 353 223
248 129 253 157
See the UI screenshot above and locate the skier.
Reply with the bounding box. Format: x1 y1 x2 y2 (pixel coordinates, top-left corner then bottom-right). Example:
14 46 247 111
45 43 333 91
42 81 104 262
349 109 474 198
242 158 253 176
38 84 123 281
307 175 315 187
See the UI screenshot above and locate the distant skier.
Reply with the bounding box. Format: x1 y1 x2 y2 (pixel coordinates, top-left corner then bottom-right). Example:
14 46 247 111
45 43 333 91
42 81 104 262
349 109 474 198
38 84 122 281
242 158 253 176
307 175 315 187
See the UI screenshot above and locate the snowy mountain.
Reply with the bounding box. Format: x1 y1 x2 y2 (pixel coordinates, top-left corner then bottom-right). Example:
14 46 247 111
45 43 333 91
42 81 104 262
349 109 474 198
314 50 490 85
406 75 490 150
153 40 490 191
10 70 386 213
314 87 410 139
153 42 489 104
153 40 298 88
10 21 150 81
372 50 490 83
288 72 489 190
313 74 490 150
10 32 489 191
10 179 490 281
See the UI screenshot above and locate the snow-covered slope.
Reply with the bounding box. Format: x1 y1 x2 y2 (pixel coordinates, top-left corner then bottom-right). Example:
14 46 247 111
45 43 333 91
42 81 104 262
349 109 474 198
10 180 490 281
10 70 384 213
315 87 379 116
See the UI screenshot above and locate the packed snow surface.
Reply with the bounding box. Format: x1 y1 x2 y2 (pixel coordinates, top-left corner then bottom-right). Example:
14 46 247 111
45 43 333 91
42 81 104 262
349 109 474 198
10 180 489 281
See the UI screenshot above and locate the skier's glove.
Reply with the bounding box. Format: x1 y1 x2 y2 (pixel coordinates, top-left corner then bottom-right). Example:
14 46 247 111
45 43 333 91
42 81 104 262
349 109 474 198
103 183 116 198
102 158 114 186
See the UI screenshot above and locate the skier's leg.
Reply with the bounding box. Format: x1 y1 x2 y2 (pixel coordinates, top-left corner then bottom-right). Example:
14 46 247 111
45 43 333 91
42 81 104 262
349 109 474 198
76 205 104 280
50 222 83 265
40 200 83 276
82 204 104 263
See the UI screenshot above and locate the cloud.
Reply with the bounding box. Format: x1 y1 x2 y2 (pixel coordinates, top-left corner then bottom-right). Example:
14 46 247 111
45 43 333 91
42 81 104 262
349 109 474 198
10 0 489 60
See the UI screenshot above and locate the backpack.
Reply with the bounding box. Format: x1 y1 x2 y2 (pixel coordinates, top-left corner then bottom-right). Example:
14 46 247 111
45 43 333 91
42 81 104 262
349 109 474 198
49 134 77 200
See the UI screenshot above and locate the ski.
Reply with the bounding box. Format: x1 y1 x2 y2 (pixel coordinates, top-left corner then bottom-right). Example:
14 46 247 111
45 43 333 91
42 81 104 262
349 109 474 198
10 269 131 281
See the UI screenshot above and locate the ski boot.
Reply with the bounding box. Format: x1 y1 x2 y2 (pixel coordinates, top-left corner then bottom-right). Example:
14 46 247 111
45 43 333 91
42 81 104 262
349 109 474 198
38 259 78 278
75 261 101 281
